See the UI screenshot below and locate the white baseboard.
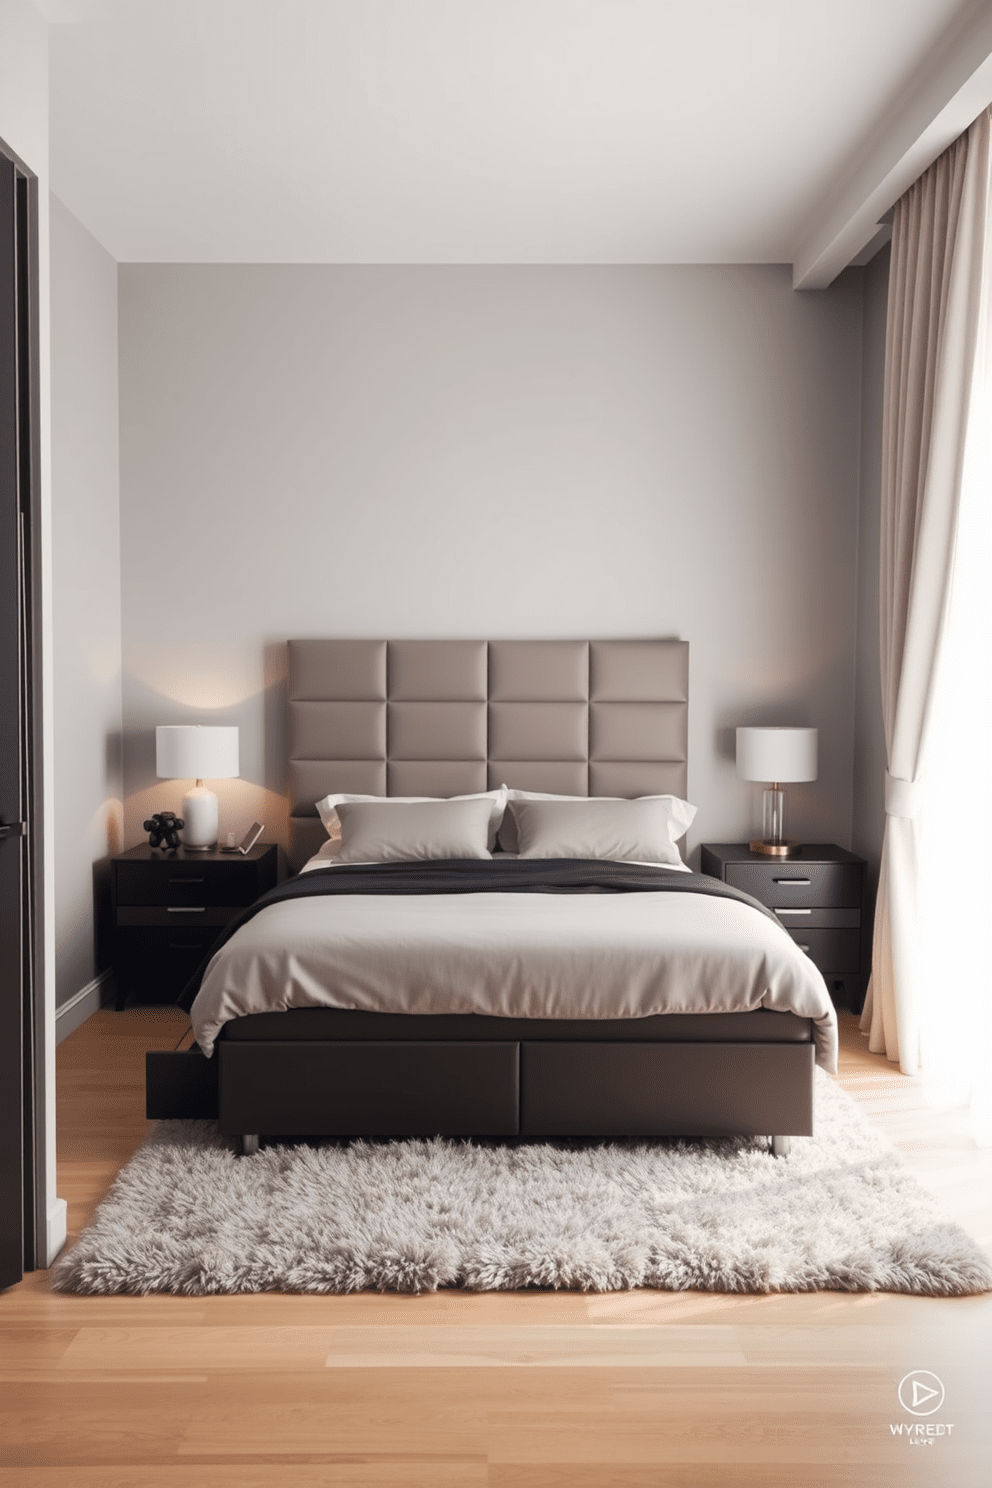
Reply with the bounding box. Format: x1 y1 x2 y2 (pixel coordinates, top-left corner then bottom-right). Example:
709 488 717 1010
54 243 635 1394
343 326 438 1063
55 969 114 1045
46 1197 68 1265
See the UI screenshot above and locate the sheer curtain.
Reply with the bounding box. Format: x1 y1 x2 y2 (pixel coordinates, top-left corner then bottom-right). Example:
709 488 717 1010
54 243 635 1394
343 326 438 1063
917 228 992 1142
861 107 992 1118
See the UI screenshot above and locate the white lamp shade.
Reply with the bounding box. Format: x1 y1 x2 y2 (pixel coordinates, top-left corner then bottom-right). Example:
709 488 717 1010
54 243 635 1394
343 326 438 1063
736 727 817 783
156 725 239 781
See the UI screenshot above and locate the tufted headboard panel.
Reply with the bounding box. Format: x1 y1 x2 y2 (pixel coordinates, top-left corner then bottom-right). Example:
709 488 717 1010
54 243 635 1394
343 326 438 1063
287 638 689 872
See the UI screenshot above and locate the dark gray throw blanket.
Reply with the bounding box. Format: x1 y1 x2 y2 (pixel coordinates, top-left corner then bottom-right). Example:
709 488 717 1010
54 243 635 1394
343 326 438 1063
177 859 778 1012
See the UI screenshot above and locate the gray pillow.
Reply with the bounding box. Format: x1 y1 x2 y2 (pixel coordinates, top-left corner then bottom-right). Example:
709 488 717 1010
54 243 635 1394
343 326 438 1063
509 797 688 867
317 787 507 851
497 789 585 853
333 798 494 864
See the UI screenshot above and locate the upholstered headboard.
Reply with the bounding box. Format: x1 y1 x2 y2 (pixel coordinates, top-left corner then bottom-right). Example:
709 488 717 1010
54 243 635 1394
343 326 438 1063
287 639 689 872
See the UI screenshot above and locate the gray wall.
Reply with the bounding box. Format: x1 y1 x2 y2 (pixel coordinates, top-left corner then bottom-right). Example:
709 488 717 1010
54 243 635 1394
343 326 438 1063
118 264 865 862
50 194 123 1010
851 244 890 902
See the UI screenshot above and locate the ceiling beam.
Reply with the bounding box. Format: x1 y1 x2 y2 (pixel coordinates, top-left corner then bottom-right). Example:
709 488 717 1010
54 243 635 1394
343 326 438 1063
794 0 992 289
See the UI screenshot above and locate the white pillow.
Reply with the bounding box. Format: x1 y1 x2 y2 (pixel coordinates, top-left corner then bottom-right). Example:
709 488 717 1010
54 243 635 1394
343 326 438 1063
509 795 695 868
333 798 494 865
498 787 695 855
317 787 507 853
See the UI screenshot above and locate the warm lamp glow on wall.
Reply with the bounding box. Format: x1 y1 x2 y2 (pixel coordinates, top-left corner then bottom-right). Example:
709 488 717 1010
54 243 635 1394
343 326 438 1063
736 726 817 857
155 725 239 850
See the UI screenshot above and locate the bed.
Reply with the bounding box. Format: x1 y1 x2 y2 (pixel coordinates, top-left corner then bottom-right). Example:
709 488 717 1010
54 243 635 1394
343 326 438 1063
146 638 837 1156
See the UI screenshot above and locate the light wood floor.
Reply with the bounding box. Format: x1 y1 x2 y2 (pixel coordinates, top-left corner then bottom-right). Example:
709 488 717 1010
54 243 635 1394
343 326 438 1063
1 1007 990 1487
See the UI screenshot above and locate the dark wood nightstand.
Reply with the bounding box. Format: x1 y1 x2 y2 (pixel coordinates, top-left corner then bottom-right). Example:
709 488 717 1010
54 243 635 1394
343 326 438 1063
112 842 279 1008
700 842 868 1012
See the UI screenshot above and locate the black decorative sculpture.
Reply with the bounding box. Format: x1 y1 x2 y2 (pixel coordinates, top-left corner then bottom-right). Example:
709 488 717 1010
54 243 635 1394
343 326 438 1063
144 811 184 850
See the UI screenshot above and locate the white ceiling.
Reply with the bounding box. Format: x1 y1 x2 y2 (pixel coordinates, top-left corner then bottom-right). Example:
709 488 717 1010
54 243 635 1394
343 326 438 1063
40 0 992 278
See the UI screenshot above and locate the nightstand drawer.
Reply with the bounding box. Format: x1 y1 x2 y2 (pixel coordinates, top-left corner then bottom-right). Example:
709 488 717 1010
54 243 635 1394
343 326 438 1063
115 859 264 907
116 924 220 954
112 843 278 1009
702 844 867 1014
116 905 237 928
787 927 861 974
772 907 860 929
727 862 862 909
115 926 220 1002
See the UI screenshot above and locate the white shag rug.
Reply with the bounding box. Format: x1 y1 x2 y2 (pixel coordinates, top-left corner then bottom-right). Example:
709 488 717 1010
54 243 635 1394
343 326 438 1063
52 1071 992 1297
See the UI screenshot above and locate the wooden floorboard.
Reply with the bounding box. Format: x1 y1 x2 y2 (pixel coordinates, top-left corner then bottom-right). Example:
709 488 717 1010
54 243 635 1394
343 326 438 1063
0 1006 989 1486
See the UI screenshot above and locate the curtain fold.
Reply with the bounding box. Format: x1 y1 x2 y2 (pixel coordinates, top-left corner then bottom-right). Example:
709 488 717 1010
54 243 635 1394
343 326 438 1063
862 108 991 1071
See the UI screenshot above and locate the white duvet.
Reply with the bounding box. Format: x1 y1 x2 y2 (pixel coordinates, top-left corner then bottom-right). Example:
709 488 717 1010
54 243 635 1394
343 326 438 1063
189 872 838 1071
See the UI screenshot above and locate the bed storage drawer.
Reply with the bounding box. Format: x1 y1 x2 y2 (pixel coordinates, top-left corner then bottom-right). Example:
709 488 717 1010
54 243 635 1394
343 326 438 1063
146 1048 219 1119
519 1041 815 1137
218 1040 520 1137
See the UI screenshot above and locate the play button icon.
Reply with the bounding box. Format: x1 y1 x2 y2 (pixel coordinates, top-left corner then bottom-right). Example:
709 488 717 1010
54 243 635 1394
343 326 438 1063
898 1371 945 1415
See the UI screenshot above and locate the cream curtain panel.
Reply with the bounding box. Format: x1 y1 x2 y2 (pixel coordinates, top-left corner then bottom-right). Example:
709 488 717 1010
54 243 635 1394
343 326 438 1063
861 107 992 1071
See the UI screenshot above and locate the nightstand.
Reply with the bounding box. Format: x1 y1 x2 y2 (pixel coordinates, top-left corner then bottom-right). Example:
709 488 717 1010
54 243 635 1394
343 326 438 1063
112 842 279 1008
700 842 868 1012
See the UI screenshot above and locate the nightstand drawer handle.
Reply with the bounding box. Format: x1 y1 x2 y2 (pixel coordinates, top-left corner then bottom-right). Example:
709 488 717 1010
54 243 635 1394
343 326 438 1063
797 944 811 953
775 907 811 915
774 877 811 885
167 906 206 914
169 875 205 884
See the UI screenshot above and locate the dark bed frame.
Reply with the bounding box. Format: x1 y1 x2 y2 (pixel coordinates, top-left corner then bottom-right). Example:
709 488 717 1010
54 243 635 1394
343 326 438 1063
147 639 816 1156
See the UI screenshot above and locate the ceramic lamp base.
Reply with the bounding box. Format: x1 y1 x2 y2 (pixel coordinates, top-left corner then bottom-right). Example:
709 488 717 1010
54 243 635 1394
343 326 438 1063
182 783 218 850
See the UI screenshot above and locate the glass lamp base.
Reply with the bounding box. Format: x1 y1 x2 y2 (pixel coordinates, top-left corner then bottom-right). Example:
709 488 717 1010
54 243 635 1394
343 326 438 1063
749 786 800 854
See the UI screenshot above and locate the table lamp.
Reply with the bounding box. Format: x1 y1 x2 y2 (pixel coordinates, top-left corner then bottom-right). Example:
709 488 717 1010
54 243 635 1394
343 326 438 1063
736 726 817 857
155 725 239 850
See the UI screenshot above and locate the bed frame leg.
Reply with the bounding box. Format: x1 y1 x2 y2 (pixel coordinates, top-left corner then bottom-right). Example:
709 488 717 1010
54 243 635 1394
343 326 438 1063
240 1134 260 1157
770 1135 791 1158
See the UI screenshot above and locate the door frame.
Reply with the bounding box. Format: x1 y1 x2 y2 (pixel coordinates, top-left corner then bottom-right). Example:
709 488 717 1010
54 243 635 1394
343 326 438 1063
1 130 46 1277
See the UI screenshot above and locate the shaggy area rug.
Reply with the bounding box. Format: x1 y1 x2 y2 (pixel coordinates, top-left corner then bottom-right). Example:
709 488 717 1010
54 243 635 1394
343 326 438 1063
53 1071 992 1297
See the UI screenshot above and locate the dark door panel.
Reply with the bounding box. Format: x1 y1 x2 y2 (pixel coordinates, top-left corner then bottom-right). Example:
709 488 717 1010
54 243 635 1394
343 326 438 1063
0 139 41 1289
